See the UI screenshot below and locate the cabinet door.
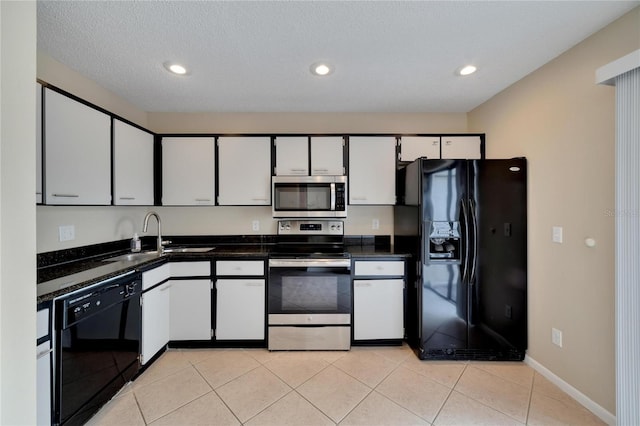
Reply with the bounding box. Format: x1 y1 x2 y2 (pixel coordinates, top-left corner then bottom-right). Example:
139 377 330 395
162 137 215 205
311 136 344 175
141 282 171 365
170 279 212 340
399 136 441 162
36 342 51 426
216 279 265 340
349 136 396 205
36 83 43 204
275 136 308 176
218 137 271 205
113 119 154 205
353 279 404 340
441 136 482 159
44 88 111 205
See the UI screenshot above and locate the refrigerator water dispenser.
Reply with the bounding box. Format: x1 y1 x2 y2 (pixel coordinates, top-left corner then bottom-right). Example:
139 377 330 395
427 221 461 260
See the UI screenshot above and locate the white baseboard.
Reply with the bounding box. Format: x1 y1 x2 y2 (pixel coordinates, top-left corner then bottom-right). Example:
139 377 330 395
525 355 615 426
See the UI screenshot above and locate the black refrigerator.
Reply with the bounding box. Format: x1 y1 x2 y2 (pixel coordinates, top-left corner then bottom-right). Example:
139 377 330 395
395 158 527 361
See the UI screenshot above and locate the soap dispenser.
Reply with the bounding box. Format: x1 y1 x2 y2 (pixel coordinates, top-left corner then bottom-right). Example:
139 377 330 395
131 233 141 253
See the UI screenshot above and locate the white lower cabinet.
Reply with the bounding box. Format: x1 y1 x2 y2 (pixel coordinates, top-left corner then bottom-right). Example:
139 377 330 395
141 281 171 365
216 279 265 340
170 279 212 340
353 259 405 341
353 279 404 340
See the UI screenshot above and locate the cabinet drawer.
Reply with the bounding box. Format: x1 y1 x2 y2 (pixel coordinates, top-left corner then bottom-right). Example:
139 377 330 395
354 260 404 276
171 261 211 277
142 263 171 290
216 260 264 276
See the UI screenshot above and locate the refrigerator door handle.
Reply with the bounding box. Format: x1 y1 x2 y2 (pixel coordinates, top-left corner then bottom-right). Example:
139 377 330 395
461 198 470 283
469 198 478 285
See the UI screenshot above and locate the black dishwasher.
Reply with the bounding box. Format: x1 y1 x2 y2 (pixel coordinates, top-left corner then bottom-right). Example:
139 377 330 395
54 272 141 426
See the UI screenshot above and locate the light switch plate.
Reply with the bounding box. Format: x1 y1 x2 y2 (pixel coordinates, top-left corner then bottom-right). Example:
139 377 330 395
552 226 563 243
58 225 75 242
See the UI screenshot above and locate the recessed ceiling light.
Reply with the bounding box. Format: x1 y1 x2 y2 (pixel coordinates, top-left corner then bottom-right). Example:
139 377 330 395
163 61 189 76
310 62 333 76
457 65 477 76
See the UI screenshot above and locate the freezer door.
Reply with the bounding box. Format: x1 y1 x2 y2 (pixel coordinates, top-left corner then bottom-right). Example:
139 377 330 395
469 159 527 352
418 159 470 356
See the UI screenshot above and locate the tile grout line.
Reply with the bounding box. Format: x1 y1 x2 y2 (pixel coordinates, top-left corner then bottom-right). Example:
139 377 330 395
430 360 469 425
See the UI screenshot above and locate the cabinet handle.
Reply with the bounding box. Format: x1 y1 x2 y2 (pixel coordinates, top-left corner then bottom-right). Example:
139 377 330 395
160 284 171 292
119 196 135 200
313 168 329 173
351 196 367 201
37 348 53 359
355 282 372 287
52 194 79 198
244 282 264 287
195 198 212 203
251 198 268 202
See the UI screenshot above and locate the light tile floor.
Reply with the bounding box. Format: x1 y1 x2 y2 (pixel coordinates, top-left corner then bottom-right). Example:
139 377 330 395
87 345 606 425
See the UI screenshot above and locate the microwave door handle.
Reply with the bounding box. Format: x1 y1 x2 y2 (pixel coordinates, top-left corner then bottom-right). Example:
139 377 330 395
330 183 336 210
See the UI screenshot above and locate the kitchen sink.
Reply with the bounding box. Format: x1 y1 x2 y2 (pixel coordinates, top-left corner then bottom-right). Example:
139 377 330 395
103 247 215 262
103 251 162 262
163 247 215 253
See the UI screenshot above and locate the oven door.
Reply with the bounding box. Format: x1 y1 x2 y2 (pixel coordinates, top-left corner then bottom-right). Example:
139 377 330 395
268 258 351 315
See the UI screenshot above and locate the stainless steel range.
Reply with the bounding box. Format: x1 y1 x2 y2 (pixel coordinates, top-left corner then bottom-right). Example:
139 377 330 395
268 220 351 351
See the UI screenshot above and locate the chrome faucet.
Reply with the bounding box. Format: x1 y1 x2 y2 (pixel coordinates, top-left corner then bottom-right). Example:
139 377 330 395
143 211 169 254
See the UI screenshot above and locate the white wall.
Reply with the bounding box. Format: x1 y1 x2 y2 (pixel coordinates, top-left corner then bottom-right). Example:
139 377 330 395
0 2 37 424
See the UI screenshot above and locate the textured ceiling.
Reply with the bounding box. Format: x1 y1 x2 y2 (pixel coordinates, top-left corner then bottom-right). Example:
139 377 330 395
37 1 639 113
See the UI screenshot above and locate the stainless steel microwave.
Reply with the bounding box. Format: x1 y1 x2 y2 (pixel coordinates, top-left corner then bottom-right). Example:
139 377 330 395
272 176 347 218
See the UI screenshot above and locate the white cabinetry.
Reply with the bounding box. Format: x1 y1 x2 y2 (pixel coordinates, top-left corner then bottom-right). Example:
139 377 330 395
44 88 111 205
400 135 482 161
215 260 265 340
36 83 43 204
141 264 171 365
36 306 51 425
441 136 482 159
311 136 344 175
275 136 308 175
218 136 271 205
169 260 211 341
348 136 396 205
399 136 440 162
162 137 215 205
275 136 345 176
169 279 211 340
353 260 405 341
113 119 154 205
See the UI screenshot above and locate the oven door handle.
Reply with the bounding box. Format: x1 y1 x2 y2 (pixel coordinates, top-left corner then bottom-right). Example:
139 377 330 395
269 258 351 268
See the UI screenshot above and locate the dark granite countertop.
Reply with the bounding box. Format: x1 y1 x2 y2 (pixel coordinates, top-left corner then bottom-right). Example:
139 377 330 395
37 235 408 303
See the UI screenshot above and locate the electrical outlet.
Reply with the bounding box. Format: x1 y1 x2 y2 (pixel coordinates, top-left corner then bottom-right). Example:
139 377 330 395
58 225 75 242
552 226 563 243
372 218 380 230
552 327 563 347
252 220 260 231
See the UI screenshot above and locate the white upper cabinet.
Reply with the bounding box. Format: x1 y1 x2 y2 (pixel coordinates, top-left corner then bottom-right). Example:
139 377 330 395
274 136 308 175
399 135 483 161
441 136 482 159
218 136 271 205
349 136 397 205
310 136 345 175
399 136 441 162
44 88 111 205
36 83 42 204
113 119 154 205
162 137 215 205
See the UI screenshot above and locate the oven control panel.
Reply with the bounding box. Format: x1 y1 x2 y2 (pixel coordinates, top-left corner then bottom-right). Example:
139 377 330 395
277 220 344 235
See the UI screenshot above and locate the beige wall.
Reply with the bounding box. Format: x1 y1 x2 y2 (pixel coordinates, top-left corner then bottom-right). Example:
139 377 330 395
468 7 640 415
1 2 37 424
